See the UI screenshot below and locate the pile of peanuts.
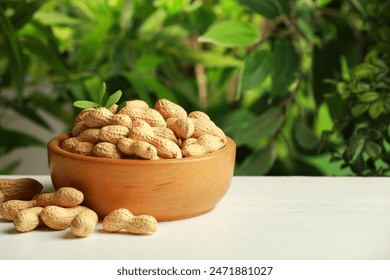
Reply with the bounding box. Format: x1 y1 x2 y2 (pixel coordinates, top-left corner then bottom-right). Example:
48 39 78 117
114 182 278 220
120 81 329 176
62 99 227 159
0 178 157 237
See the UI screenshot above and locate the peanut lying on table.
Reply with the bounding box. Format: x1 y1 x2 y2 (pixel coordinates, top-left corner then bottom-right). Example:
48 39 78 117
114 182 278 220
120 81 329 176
102 208 157 235
63 98 228 159
0 181 158 237
0 178 43 201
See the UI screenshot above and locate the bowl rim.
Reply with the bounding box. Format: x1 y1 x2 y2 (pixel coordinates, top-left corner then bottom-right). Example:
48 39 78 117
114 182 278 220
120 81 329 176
48 133 236 166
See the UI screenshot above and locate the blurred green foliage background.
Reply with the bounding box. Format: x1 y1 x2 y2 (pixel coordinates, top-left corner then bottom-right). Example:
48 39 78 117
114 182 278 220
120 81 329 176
0 0 389 176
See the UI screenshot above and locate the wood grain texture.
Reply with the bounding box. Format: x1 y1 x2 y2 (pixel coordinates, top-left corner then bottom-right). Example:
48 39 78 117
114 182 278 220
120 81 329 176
47 134 236 221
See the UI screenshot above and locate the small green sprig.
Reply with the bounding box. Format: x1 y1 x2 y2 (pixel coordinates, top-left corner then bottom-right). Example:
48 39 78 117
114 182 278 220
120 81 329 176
73 82 124 110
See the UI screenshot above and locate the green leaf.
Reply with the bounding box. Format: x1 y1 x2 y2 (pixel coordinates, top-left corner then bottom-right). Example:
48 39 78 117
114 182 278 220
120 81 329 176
230 107 283 146
237 0 284 19
105 90 122 108
135 54 164 73
351 103 370 117
359 92 380 102
98 82 107 105
293 120 321 152
144 76 177 102
30 92 73 125
352 151 366 175
0 6 25 99
21 35 68 77
33 10 79 26
198 20 260 47
84 77 102 104
353 63 377 78
347 136 364 161
316 0 333 7
236 145 277 175
340 56 351 81
11 0 45 30
73 101 100 109
159 56 198 105
174 49 242 67
76 16 113 67
217 109 257 136
369 101 384 119
239 49 273 93
138 8 167 41
364 140 382 159
271 38 299 98
0 127 46 153
122 72 153 106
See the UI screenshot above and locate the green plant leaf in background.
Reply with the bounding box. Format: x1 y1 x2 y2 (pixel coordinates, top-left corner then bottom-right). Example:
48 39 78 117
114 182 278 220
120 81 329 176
364 140 382 159
21 35 68 77
293 119 321 153
0 6 25 100
369 100 384 119
30 92 73 125
237 0 287 19
228 107 283 147
0 127 46 155
122 72 154 106
138 8 167 41
198 20 260 47
236 145 277 175
271 38 299 98
174 49 243 67
239 49 273 94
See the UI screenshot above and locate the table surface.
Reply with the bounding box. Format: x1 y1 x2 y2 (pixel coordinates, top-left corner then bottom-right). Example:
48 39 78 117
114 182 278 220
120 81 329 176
1 175 390 260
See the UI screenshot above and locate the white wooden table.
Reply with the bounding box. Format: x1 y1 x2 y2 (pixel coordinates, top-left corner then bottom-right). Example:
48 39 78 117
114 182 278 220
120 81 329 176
1 175 390 260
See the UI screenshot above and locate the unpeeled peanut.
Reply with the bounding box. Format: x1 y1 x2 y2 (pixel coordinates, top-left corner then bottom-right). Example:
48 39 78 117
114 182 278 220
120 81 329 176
93 142 123 159
76 128 101 144
125 100 149 109
0 199 37 221
36 187 84 207
0 191 4 205
110 114 132 129
70 208 98 237
40 205 88 230
182 134 226 157
102 208 157 235
72 121 89 136
152 127 179 144
117 138 159 160
0 178 43 201
129 126 182 159
99 125 130 144
167 117 194 139
64 99 228 159
190 118 227 142
74 108 94 124
188 111 210 121
61 137 94 156
155 98 187 120
84 107 114 128
119 106 166 127
13 207 43 232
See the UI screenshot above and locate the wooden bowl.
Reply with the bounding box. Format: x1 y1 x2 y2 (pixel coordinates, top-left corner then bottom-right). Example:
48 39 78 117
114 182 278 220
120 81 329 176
47 134 236 221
